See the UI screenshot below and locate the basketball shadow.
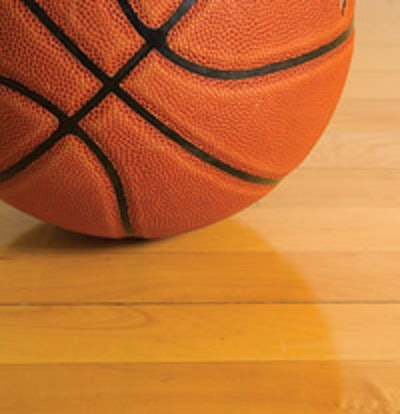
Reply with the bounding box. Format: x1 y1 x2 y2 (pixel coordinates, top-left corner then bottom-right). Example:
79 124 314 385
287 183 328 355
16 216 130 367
5 222 146 251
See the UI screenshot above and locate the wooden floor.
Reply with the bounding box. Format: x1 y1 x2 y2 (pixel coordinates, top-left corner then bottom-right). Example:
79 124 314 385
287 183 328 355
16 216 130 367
1 1 399 412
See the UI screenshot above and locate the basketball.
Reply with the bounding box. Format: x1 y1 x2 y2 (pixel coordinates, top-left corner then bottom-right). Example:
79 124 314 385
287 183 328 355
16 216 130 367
0 0 355 239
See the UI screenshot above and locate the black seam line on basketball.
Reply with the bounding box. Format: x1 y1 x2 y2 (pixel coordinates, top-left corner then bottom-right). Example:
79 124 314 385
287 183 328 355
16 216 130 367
342 0 348 15
117 0 353 80
157 23 354 80
21 0 152 123
0 75 66 120
73 127 133 236
22 0 109 83
23 0 149 87
114 87 281 185
116 0 149 39
0 129 64 184
69 43 152 125
0 76 67 183
18 0 280 186
117 0 197 48
160 0 198 33
0 79 134 236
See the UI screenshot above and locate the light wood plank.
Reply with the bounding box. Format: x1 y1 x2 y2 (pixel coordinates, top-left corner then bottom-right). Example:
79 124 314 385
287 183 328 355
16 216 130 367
1 250 400 304
343 70 400 100
353 44 400 71
304 132 400 168
357 3 400 45
330 99 400 134
238 207 400 253
0 304 399 364
263 168 400 206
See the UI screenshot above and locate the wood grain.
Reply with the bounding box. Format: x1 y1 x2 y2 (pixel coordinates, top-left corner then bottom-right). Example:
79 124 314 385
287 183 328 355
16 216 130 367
0 0 399 412
0 304 400 364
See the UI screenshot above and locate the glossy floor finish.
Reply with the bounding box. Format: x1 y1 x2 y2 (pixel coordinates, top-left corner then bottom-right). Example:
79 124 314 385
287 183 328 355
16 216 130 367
1 1 399 413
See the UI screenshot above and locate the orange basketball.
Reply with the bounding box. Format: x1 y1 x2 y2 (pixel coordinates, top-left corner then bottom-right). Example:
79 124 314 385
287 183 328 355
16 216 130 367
0 0 355 239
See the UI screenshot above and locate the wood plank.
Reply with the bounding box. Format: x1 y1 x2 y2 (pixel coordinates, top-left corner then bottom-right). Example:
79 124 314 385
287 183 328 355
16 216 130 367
330 99 400 134
237 207 400 253
353 44 400 71
343 70 400 100
0 362 399 414
356 0 400 45
0 304 399 364
263 168 400 206
304 132 400 168
1 250 400 304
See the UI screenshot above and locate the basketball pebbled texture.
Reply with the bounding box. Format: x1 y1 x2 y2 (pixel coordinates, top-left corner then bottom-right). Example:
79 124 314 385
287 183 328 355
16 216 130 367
0 0 355 239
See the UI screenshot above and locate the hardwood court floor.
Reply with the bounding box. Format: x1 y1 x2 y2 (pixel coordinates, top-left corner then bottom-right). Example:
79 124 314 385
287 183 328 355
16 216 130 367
1 1 399 413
